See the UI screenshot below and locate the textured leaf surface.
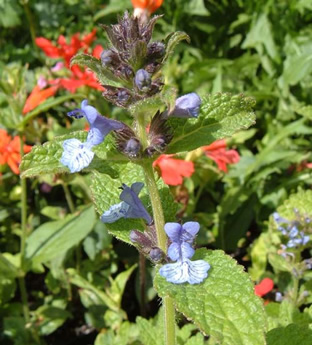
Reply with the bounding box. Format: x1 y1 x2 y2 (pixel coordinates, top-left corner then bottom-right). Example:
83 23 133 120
167 93 256 153
154 249 266 345
266 324 312 345
25 206 96 264
275 188 312 220
90 163 178 244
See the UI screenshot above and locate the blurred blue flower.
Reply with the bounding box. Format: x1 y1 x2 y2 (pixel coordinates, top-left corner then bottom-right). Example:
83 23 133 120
101 182 153 224
170 93 201 118
273 212 310 249
60 100 124 173
159 221 210 285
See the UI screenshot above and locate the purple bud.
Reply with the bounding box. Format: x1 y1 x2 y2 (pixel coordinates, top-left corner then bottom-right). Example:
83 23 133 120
117 90 130 103
170 93 201 118
135 69 151 91
124 138 142 158
100 50 113 66
149 248 163 262
130 230 153 248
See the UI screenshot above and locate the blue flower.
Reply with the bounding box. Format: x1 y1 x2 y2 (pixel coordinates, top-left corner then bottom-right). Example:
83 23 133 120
170 93 201 118
159 222 210 285
61 100 124 173
101 182 153 225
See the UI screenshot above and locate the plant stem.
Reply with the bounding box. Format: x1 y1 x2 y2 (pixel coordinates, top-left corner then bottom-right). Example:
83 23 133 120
136 115 176 344
139 253 146 317
61 182 81 272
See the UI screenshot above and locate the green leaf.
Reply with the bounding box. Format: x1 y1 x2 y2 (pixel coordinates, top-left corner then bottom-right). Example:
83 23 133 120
266 324 312 345
71 53 122 87
25 206 96 265
36 306 72 335
90 163 177 244
93 0 132 21
154 249 266 345
0 253 19 278
275 188 312 220
163 31 190 64
67 268 119 312
283 52 312 85
167 93 256 153
20 131 119 178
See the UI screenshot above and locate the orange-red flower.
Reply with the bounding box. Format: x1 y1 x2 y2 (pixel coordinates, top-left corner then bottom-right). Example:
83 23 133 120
0 129 32 174
153 154 194 186
35 29 97 67
202 139 240 172
131 0 163 13
254 278 274 297
23 85 58 114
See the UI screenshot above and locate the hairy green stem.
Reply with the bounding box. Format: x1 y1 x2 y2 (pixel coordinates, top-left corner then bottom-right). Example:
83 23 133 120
22 1 37 52
136 117 176 344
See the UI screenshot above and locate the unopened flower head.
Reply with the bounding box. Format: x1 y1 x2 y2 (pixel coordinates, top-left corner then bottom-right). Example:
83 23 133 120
135 69 151 91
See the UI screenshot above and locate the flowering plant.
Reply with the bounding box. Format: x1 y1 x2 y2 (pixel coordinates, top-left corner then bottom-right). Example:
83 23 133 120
17 7 271 344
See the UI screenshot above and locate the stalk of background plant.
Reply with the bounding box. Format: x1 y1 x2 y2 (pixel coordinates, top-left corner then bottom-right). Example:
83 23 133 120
18 134 41 344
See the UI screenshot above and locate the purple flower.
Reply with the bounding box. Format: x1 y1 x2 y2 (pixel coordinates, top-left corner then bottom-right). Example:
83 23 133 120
135 69 151 91
170 93 201 118
159 222 210 285
61 100 124 173
101 182 153 225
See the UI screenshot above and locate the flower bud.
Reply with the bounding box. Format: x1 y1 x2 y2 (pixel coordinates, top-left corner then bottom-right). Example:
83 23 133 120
149 247 164 262
147 42 165 60
100 50 114 66
130 230 153 249
170 92 201 118
135 69 151 91
124 138 142 158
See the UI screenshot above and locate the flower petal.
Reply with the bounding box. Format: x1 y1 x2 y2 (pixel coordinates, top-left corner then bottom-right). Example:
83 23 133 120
101 201 130 223
168 242 180 261
164 222 182 242
182 222 200 242
159 259 210 285
60 138 94 173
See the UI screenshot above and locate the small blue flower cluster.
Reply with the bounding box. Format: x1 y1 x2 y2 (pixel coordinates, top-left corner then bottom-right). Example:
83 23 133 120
159 222 210 284
273 212 310 249
61 100 124 173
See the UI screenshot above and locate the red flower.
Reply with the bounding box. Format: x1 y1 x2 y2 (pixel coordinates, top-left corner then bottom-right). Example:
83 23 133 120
254 278 274 297
202 139 240 172
131 0 163 13
23 85 58 114
35 29 97 67
153 154 194 186
0 129 32 174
